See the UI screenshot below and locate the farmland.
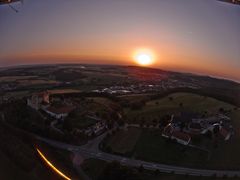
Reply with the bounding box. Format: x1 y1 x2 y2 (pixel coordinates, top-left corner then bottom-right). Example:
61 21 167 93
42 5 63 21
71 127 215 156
103 127 141 155
123 92 235 124
102 92 240 169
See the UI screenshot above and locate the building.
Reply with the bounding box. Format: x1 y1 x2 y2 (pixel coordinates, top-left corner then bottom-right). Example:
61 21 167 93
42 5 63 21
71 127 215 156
162 124 173 138
43 106 75 120
188 122 203 134
171 131 191 145
162 124 191 145
27 91 50 110
220 127 232 141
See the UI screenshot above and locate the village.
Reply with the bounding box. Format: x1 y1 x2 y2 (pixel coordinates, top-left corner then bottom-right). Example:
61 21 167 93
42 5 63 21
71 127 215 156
26 90 234 151
27 91 110 137
92 79 200 95
1 85 239 178
162 112 233 146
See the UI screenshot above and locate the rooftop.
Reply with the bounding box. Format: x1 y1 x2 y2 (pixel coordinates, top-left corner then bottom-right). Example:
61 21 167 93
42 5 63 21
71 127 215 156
172 131 191 142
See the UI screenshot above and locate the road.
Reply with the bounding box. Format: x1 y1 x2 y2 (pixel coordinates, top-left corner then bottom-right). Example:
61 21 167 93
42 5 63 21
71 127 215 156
37 136 240 178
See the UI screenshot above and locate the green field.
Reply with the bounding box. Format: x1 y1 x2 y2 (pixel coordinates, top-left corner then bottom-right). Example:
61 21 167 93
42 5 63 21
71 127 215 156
103 126 240 169
81 158 108 179
103 92 240 169
104 127 142 154
66 113 97 130
124 92 235 124
134 129 208 167
88 97 121 110
206 110 240 169
103 128 208 168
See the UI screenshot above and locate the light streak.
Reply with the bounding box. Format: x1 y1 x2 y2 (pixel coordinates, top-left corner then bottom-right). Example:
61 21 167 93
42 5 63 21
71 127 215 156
36 148 71 180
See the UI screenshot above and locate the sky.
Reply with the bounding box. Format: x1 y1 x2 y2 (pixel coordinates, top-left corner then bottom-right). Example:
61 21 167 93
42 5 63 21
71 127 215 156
0 0 240 81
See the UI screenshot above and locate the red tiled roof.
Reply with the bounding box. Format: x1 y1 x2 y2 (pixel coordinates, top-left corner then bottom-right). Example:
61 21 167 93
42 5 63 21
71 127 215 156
46 106 75 114
220 128 230 138
162 124 173 137
172 131 191 142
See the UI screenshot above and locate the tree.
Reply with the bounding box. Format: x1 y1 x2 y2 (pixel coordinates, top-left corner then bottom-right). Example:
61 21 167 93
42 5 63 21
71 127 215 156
105 146 112 153
219 107 224 113
62 118 72 131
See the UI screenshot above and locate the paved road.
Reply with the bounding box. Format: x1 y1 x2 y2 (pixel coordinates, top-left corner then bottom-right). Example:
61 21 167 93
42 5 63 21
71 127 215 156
37 136 240 178
81 132 107 152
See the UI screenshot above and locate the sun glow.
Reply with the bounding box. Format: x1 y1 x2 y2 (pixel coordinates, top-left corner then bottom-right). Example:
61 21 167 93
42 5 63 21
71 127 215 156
134 48 155 66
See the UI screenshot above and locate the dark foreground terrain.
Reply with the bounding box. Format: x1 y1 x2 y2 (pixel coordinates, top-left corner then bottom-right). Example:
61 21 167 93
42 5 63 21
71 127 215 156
0 64 240 180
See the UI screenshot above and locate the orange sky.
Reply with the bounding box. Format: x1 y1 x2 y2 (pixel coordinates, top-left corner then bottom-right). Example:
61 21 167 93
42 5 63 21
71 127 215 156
0 0 239 82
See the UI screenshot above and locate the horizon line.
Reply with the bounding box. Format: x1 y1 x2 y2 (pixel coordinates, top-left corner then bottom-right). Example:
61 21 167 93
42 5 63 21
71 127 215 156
0 62 239 84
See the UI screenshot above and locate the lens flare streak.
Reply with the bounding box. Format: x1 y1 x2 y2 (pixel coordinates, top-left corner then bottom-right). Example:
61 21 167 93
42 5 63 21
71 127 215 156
36 148 71 180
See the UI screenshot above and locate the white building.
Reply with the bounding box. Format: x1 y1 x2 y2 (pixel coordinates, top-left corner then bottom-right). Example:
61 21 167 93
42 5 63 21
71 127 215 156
43 106 75 120
27 91 50 110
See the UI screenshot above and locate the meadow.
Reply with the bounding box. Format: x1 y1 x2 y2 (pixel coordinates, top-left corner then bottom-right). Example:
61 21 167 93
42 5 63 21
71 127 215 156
103 92 240 169
124 92 235 124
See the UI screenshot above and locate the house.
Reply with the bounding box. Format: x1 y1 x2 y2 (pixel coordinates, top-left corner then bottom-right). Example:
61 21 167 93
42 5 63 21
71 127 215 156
162 124 173 138
83 121 107 136
188 122 203 134
44 106 75 120
27 91 50 110
220 127 232 141
162 124 191 145
93 121 107 135
163 112 233 146
171 131 191 145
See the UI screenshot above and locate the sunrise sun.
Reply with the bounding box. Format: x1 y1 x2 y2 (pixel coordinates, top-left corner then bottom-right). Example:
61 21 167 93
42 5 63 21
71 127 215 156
134 48 155 66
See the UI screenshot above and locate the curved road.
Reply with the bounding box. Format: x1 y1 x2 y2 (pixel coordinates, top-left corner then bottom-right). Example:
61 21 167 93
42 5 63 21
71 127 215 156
37 136 240 178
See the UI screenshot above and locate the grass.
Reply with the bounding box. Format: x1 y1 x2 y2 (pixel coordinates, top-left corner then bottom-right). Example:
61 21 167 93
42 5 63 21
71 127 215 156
81 158 107 179
104 126 240 169
206 109 240 170
119 93 153 103
147 92 234 113
48 89 81 94
3 91 30 99
106 93 240 169
18 79 59 86
124 92 234 124
103 128 208 168
134 129 208 168
105 127 142 154
67 114 97 129
88 97 114 106
0 76 38 82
